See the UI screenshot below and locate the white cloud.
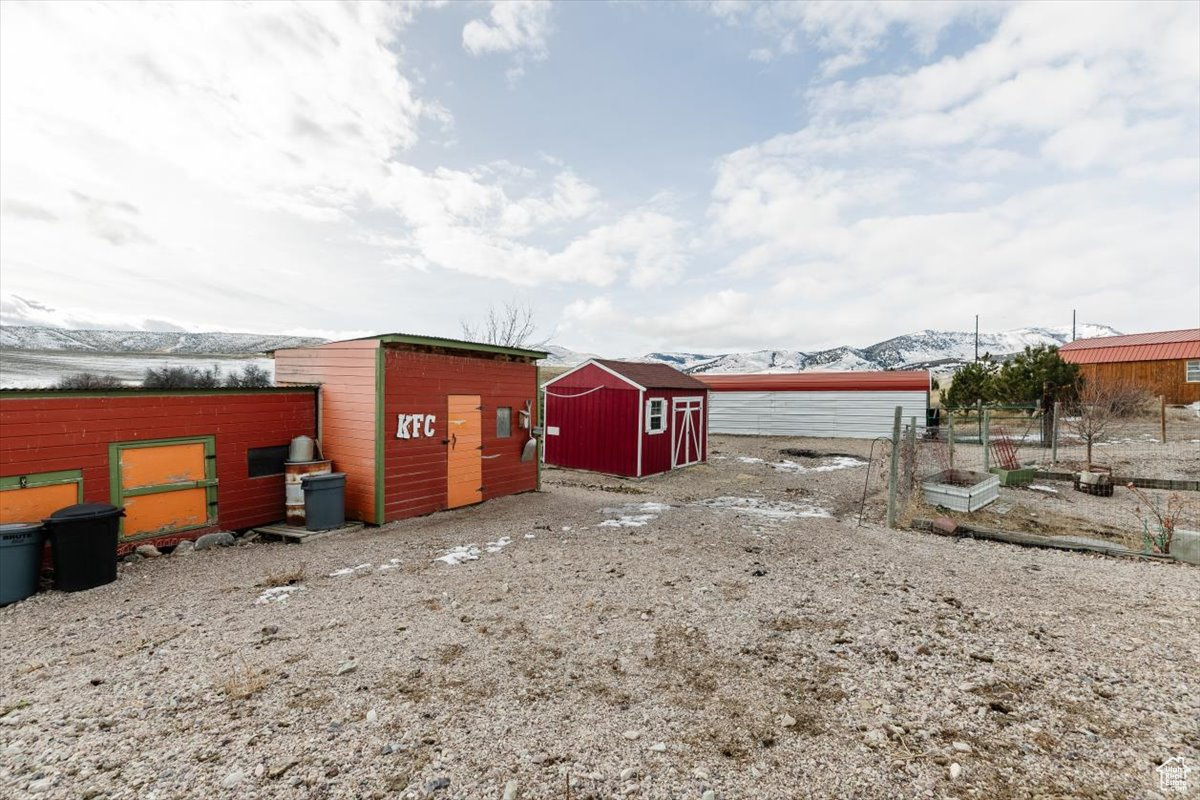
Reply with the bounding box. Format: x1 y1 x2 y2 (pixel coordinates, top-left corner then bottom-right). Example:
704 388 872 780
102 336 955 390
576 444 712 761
697 0 1200 348
462 0 552 83
708 0 999 73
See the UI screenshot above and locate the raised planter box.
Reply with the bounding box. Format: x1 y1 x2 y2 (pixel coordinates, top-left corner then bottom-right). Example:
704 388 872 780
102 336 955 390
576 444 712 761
922 469 1000 513
1171 529 1199 565
989 465 1036 487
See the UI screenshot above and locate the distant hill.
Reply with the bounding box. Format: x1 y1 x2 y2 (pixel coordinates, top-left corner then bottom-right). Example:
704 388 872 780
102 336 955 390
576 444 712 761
0 322 1125 389
546 324 1123 374
0 326 326 355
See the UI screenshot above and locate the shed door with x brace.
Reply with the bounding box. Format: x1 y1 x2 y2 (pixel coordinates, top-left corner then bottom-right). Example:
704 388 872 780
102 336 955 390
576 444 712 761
110 436 217 540
446 395 483 509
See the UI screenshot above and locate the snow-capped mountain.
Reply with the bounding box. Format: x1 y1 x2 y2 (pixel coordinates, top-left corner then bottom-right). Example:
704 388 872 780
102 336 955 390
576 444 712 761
651 324 1121 375
0 326 326 355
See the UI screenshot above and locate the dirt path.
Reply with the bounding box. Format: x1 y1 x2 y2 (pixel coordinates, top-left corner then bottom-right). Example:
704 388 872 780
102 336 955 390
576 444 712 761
1 436 1196 799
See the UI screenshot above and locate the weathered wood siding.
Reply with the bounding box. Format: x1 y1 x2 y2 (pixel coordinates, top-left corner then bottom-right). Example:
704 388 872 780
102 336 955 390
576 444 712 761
382 346 539 521
1077 359 1199 405
274 340 380 523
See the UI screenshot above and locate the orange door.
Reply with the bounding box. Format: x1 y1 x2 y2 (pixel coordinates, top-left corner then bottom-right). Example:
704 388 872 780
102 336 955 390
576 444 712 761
112 438 217 539
446 395 483 509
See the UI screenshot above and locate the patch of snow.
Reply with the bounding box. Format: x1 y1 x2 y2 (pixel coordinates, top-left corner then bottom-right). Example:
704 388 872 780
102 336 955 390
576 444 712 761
1028 484 1059 494
486 537 512 553
525 533 536 539
435 545 481 566
377 558 402 571
694 496 831 520
597 502 670 528
737 456 765 464
255 585 305 605
328 563 372 577
598 514 657 528
771 456 866 473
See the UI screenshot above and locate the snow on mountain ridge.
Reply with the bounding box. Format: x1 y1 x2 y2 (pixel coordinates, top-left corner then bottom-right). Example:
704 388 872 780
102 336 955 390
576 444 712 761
651 324 1124 375
0 326 327 355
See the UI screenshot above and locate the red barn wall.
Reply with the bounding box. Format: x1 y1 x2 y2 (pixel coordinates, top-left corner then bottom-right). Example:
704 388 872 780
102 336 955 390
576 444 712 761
640 388 709 477
0 390 316 551
382 346 539 521
274 340 380 523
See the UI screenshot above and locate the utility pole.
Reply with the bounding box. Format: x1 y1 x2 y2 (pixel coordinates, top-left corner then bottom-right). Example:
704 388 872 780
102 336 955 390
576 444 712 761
1072 309 1076 342
974 315 979 362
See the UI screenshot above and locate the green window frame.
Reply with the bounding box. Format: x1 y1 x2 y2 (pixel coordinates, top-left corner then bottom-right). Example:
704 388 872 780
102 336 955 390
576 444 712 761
0 468 84 499
108 436 218 539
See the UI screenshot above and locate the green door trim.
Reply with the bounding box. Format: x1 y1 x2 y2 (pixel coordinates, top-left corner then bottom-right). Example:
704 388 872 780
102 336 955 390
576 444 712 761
0 468 84 500
108 435 218 540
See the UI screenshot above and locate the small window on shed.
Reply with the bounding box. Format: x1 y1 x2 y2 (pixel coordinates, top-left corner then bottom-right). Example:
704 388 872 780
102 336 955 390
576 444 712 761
248 445 289 478
646 398 666 434
496 407 512 438
1188 360 1200 383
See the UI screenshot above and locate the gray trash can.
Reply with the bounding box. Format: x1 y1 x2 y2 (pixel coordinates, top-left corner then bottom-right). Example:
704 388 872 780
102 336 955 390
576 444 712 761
0 522 45 605
301 472 346 531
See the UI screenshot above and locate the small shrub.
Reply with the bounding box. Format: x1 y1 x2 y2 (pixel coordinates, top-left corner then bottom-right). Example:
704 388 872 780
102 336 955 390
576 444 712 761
143 365 221 388
56 372 124 389
225 364 271 388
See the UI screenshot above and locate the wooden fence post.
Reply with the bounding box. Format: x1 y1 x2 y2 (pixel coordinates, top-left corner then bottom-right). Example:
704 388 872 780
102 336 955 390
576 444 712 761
1161 395 1167 443
1051 401 1061 465
887 406 902 530
982 408 991 473
948 410 955 470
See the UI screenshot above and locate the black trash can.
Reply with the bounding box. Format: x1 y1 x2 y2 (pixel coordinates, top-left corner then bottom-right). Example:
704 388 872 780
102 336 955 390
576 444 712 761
43 503 123 592
0 522 45 605
301 472 346 532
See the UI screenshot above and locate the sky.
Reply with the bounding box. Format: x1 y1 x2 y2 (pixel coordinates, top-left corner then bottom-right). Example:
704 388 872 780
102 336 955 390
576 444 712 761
1 0 1197 355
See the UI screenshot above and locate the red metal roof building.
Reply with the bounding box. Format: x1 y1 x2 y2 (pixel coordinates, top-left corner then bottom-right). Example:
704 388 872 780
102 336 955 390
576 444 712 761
697 370 931 439
1059 328 1200 404
542 360 708 477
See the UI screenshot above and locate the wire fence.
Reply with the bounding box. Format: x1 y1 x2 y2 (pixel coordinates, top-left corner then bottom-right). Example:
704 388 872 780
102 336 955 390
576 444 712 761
884 401 1200 549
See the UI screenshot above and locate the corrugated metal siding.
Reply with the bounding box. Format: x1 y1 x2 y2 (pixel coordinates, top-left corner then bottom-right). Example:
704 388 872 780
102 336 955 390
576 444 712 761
274 342 380 524
697 371 929 392
0 390 316 550
381 348 539 521
544 387 638 476
709 390 928 439
1059 328 1200 350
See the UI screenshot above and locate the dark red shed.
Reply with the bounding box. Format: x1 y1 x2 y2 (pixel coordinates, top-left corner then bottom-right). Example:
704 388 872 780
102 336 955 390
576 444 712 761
542 359 708 478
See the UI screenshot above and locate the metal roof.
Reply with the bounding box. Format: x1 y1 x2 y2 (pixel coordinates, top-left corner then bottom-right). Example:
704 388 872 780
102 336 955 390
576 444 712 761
339 332 547 360
1058 328 1200 364
590 359 709 390
696 371 931 392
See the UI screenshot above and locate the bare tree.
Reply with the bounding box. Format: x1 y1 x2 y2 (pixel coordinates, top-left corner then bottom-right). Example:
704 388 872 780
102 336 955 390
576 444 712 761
460 302 545 349
1063 378 1151 470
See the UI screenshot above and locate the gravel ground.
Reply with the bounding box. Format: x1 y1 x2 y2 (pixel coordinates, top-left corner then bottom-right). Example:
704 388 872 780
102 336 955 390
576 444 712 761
2 435 1197 800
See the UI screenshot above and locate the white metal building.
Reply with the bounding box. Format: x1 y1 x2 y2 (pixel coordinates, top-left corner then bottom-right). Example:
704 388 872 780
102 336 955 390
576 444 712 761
696 371 930 439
